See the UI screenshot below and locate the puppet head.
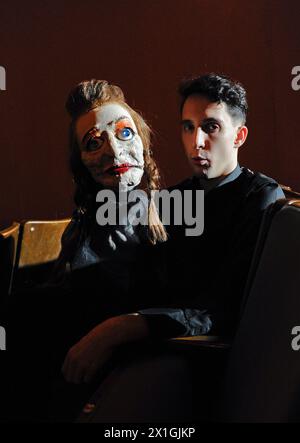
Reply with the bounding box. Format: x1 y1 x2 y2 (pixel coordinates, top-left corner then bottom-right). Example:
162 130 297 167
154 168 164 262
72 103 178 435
65 79 167 243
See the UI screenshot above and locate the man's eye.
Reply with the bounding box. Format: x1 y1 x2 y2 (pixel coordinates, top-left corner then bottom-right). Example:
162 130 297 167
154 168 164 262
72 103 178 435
182 122 194 133
86 137 104 151
203 123 219 133
117 127 134 141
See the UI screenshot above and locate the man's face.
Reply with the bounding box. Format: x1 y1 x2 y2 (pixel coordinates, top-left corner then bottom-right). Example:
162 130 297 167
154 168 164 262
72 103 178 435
181 94 246 178
76 103 144 190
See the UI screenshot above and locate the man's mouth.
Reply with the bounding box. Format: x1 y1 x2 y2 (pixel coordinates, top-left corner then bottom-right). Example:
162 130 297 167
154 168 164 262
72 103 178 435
192 157 210 167
106 164 137 176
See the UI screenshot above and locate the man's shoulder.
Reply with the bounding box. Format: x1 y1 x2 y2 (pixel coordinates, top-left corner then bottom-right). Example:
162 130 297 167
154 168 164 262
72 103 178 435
240 167 277 185
167 168 281 192
236 167 285 211
239 167 283 195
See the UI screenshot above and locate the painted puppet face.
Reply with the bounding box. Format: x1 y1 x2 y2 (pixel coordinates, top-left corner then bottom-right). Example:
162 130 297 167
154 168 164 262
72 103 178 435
181 94 246 178
76 103 144 190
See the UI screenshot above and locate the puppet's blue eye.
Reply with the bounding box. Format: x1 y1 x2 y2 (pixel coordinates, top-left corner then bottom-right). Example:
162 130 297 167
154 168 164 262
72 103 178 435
117 127 134 141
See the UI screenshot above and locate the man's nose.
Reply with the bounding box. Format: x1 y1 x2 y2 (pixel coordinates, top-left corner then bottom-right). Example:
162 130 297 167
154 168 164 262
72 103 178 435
195 127 206 150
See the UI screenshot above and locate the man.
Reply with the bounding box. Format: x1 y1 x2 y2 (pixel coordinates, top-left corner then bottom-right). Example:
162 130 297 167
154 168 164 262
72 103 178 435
162 73 285 336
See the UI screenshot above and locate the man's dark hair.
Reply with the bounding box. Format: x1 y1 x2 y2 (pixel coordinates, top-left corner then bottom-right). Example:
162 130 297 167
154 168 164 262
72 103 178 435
179 73 248 124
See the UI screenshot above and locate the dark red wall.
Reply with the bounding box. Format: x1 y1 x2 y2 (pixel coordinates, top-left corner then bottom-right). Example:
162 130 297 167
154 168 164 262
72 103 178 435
1 0 300 228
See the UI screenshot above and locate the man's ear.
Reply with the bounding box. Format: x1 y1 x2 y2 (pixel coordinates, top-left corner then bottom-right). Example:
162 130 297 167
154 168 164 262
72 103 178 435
234 126 248 148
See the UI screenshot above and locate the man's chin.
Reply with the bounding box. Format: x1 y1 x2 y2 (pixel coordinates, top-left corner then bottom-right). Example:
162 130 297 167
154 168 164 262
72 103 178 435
193 167 222 180
193 165 210 178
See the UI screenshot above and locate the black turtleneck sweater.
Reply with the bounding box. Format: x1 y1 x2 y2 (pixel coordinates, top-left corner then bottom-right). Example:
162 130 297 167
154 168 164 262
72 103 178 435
138 165 285 337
